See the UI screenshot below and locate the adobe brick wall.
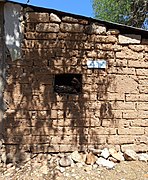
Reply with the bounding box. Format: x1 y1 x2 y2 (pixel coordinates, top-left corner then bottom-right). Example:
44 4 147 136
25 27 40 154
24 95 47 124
3 3 148 156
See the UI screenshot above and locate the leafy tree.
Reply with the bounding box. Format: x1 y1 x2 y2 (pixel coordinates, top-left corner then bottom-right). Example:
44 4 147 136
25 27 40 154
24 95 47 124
93 0 148 29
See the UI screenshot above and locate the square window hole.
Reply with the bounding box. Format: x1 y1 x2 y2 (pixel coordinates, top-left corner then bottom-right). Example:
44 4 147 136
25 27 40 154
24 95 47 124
54 74 82 94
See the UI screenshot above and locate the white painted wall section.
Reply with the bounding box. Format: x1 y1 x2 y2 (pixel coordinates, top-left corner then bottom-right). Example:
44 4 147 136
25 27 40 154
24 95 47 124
4 3 23 61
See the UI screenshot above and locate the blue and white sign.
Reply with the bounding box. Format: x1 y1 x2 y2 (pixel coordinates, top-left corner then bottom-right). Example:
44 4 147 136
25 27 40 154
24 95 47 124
87 60 107 69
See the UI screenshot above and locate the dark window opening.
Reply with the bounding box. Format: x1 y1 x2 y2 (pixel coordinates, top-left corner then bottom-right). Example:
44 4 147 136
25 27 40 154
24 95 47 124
54 74 82 94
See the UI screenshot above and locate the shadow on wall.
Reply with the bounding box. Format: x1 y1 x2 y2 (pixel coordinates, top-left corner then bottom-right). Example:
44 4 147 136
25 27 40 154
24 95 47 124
3 7 117 163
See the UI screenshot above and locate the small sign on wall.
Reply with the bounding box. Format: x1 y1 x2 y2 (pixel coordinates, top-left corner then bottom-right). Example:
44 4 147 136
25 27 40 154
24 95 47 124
87 60 107 69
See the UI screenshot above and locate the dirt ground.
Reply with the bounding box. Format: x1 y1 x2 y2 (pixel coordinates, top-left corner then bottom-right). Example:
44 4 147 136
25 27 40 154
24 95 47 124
0 160 147 180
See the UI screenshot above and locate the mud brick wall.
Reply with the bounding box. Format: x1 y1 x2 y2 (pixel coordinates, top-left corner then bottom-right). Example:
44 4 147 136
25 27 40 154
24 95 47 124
3 3 148 156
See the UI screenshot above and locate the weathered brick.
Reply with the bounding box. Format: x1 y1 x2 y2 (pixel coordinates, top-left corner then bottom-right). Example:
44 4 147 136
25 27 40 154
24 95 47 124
137 102 148 110
116 47 143 59
128 45 144 52
89 128 116 135
88 135 107 144
145 127 148 134
88 35 117 43
126 94 148 102
30 144 60 153
36 23 59 32
136 69 148 76
25 32 57 39
128 60 148 68
58 33 87 41
26 12 49 22
131 119 148 127
85 23 106 35
60 23 84 33
139 86 148 94
121 144 148 152
23 39 65 49
107 135 135 144
107 93 125 101
118 127 144 135
31 127 89 136
62 16 78 23
112 102 135 110
123 111 148 119
113 75 138 94
107 29 120 35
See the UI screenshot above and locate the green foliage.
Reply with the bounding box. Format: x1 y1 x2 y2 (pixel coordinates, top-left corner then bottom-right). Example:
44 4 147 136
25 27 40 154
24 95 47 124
93 0 148 29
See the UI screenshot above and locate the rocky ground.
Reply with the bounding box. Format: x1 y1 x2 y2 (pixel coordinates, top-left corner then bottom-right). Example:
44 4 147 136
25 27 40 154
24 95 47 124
0 148 147 180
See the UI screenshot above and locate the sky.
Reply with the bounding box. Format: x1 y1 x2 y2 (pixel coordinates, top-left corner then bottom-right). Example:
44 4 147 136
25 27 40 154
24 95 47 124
13 0 94 17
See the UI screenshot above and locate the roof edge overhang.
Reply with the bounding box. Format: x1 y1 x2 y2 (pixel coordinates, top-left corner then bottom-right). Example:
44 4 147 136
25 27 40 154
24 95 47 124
4 0 148 38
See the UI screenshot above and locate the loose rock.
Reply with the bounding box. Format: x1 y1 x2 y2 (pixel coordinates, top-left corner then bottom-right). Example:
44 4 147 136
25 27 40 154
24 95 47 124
124 149 138 161
50 13 61 22
101 148 110 159
109 148 124 161
137 153 148 162
85 152 96 165
71 151 85 164
96 157 116 169
59 156 73 167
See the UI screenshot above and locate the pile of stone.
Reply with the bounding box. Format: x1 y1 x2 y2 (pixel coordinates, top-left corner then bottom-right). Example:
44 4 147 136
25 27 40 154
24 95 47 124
57 148 148 170
0 147 148 179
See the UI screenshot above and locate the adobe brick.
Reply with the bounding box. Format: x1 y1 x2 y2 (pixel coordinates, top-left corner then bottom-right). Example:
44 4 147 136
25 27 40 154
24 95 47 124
112 102 135 110
6 127 31 136
26 12 49 22
107 29 120 35
30 144 60 153
89 127 116 135
123 111 148 119
60 23 84 33
118 127 144 135
25 23 36 32
85 23 106 35
36 23 59 32
25 32 57 39
121 144 148 152
31 127 89 136
139 86 148 94
145 127 148 134
136 69 148 76
131 119 148 127
128 60 148 68
58 32 87 41
126 94 148 102
88 135 106 144
107 135 135 144
107 93 125 101
89 35 117 43
59 145 87 152
128 45 144 52
116 48 143 59
62 16 79 23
